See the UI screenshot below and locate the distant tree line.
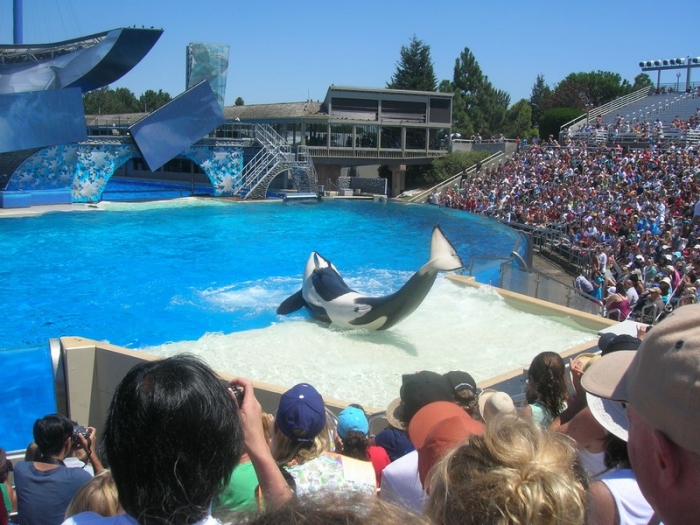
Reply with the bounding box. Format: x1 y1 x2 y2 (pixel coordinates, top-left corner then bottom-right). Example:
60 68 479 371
82 87 173 115
387 36 653 141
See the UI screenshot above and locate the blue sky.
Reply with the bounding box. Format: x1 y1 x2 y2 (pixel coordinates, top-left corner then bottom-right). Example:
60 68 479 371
1 0 697 107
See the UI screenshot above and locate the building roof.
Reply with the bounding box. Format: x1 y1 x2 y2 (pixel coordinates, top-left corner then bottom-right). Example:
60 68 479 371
223 101 325 121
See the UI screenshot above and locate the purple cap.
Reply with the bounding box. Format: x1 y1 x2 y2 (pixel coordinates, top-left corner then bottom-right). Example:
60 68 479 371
276 383 326 442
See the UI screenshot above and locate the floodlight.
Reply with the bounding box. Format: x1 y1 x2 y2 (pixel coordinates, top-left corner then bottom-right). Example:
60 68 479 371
663 60 669 66
654 60 660 66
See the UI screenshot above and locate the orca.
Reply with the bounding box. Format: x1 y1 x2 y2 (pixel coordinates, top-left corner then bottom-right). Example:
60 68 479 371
276 225 464 330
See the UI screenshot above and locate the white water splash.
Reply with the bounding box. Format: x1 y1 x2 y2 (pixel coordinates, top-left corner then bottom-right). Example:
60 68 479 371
146 278 596 411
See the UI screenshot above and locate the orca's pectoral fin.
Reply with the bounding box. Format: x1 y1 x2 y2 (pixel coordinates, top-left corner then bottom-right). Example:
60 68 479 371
276 290 307 315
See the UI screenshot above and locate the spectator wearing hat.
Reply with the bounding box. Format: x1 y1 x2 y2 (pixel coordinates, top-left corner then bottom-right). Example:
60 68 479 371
380 371 453 514
407 401 484 490
272 384 375 497
477 390 516 422
372 428 414 463
335 405 390 486
582 304 700 525
443 371 479 418
586 392 654 525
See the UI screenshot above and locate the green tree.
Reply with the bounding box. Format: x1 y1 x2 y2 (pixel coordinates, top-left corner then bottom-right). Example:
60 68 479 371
387 36 437 91
449 47 508 138
430 150 490 183
503 99 533 138
632 73 653 91
539 107 583 140
529 74 551 127
82 86 111 115
139 89 172 112
546 71 633 111
235 97 244 106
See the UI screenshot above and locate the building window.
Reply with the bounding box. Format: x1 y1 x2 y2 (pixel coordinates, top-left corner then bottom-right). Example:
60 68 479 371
330 124 353 148
380 126 401 149
355 125 378 148
305 123 327 146
406 128 427 150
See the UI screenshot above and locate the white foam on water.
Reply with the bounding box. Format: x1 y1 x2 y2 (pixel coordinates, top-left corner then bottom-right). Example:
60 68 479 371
146 278 596 411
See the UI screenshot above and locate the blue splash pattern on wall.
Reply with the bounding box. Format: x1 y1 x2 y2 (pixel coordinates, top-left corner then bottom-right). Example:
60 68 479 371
6 144 79 191
183 144 243 196
72 143 139 202
4 141 243 201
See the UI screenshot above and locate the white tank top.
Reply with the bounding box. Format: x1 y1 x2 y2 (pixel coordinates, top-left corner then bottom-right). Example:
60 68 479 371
600 468 654 525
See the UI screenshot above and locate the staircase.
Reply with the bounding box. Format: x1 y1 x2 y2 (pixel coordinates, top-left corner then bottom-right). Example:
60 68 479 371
236 124 318 200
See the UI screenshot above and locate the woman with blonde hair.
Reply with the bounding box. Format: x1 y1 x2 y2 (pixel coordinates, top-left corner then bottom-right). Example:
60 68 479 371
272 384 375 497
64 470 121 518
425 414 588 525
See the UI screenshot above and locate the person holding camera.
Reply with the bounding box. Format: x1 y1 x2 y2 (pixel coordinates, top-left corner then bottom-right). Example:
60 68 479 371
14 414 103 525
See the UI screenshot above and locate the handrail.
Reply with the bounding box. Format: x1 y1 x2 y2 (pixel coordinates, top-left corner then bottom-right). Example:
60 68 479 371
406 151 504 204
560 86 654 134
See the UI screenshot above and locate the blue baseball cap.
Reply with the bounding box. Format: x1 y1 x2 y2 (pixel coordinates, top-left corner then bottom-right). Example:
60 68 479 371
276 383 326 442
336 406 368 439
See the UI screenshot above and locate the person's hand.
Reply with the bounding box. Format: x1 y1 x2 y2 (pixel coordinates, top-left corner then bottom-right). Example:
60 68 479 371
569 357 586 396
75 426 96 451
636 324 649 340
228 378 265 456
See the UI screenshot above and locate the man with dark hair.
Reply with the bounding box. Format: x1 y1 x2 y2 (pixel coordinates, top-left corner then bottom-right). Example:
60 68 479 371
64 354 291 525
14 414 102 525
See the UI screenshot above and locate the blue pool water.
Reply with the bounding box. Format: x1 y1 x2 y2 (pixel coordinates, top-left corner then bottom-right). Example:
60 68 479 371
1 198 516 349
0 198 596 450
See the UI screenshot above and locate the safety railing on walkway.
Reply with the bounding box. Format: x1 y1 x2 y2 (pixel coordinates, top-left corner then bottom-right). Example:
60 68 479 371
406 151 505 204
499 261 605 316
559 86 654 135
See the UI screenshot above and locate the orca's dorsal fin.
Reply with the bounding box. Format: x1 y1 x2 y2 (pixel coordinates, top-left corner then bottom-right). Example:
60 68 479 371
276 290 307 315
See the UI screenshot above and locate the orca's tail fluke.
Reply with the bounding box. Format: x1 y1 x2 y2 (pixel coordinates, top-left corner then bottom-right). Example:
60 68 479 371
425 225 464 272
277 290 307 315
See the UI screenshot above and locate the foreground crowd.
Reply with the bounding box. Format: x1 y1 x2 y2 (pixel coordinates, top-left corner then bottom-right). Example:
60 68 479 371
3 303 700 525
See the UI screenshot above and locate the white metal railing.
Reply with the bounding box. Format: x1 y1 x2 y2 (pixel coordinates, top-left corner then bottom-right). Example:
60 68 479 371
407 151 504 204
560 86 654 134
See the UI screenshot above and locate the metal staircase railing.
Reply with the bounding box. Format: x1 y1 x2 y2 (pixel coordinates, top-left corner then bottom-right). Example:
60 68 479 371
234 124 319 199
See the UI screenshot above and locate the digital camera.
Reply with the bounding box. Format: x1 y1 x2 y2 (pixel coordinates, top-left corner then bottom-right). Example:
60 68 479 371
72 425 90 445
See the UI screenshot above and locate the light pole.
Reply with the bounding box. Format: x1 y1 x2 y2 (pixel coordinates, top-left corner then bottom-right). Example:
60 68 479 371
676 72 681 92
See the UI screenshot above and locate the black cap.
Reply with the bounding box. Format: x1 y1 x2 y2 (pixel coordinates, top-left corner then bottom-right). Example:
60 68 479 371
598 333 642 355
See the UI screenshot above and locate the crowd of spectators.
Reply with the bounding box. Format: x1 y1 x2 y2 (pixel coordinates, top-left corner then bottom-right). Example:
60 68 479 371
429 139 700 319
2 301 699 525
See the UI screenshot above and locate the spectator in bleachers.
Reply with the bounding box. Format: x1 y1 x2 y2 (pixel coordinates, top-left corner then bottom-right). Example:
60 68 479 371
272 384 376 497
64 354 292 525
334 405 390 487
380 371 454 513
425 414 588 525
0 450 15 518
63 471 120 519
14 414 103 525
522 351 568 429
